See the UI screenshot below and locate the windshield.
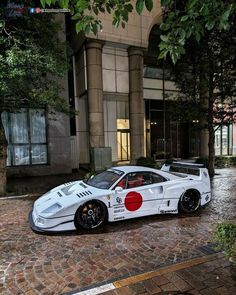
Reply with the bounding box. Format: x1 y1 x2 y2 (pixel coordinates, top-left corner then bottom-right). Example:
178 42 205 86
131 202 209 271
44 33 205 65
86 169 124 189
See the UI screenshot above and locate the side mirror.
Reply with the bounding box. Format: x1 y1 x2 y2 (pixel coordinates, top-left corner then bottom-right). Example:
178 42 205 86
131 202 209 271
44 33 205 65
115 186 123 193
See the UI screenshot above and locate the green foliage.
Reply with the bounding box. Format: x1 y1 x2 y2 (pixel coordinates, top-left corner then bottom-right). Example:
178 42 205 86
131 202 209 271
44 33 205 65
40 0 154 32
136 0 144 15
0 5 71 115
155 152 173 160
196 156 236 168
168 19 236 127
84 169 96 181
136 156 173 169
136 157 157 168
40 0 236 64
214 222 236 264
159 0 236 63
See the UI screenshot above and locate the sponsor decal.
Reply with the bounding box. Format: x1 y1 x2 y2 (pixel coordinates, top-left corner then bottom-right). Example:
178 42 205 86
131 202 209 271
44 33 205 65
114 216 125 220
114 208 125 213
124 191 143 211
160 209 177 213
114 204 124 208
107 195 111 200
116 196 122 204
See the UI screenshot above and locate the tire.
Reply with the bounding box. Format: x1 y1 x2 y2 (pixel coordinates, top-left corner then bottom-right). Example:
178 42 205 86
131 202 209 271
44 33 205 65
74 200 107 230
178 189 200 213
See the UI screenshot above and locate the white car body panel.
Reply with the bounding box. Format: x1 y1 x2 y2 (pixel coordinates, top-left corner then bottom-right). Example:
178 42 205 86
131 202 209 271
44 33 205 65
29 163 212 233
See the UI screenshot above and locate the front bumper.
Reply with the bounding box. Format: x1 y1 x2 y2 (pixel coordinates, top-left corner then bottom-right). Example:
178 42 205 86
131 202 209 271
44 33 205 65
28 210 76 234
28 211 48 234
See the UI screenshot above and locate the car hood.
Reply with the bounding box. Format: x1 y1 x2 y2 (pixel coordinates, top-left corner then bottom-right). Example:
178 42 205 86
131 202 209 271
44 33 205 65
34 180 108 218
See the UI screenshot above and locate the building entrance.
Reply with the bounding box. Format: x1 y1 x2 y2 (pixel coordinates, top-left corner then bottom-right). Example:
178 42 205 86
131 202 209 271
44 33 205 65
145 100 193 159
117 119 130 162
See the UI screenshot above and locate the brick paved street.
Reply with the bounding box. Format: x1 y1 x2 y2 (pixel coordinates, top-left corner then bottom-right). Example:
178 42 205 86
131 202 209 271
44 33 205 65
0 168 236 295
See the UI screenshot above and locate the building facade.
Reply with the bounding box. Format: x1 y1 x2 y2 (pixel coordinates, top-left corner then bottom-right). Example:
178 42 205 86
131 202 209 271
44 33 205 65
4 2 236 176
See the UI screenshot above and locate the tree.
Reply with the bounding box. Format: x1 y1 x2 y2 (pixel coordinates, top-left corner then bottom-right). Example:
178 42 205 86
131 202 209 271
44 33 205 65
168 21 236 176
0 1 70 195
40 0 236 63
1 0 235 194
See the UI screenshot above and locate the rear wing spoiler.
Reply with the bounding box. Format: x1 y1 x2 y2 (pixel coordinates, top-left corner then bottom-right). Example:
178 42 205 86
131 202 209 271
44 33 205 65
161 162 211 194
161 162 205 177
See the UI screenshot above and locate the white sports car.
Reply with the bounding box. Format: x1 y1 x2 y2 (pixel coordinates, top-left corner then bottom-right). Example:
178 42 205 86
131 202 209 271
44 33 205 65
29 162 211 233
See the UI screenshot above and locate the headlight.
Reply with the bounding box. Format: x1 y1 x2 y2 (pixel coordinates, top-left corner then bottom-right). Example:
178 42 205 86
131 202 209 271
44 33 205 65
37 217 45 225
42 203 62 214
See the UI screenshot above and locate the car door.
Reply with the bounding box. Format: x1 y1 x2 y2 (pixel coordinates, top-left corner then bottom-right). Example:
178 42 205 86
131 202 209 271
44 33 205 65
111 171 166 221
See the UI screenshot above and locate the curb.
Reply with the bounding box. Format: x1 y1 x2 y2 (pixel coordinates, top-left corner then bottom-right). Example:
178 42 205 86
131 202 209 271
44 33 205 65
0 193 39 200
0 194 29 200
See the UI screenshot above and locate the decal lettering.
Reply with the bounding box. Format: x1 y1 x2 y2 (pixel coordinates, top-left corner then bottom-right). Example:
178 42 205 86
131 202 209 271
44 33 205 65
160 209 177 213
114 216 125 220
124 191 143 211
114 209 125 213
114 205 124 209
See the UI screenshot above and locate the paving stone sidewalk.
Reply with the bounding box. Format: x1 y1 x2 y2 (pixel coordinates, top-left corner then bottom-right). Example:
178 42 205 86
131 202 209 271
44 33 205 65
99 253 236 295
93 254 236 295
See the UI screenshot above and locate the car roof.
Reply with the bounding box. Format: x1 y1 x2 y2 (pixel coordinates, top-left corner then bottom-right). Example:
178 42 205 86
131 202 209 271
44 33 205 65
111 166 159 173
109 165 180 180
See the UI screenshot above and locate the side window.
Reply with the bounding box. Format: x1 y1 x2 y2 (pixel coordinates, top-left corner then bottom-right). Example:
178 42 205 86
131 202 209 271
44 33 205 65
127 172 152 188
152 173 166 183
116 177 127 189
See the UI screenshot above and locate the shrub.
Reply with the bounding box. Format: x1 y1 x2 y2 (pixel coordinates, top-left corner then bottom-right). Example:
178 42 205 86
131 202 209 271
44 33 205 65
136 157 173 169
196 156 236 168
136 157 157 168
214 222 236 264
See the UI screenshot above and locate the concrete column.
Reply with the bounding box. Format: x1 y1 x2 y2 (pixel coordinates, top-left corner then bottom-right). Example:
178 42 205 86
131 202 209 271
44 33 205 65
86 40 104 148
128 47 145 163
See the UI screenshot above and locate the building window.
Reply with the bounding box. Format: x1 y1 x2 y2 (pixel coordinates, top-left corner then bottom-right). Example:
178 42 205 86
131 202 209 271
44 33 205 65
2 109 48 166
214 125 232 156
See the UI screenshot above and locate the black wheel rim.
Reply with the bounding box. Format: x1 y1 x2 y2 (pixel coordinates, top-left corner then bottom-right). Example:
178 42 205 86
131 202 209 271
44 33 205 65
79 201 104 229
181 191 200 213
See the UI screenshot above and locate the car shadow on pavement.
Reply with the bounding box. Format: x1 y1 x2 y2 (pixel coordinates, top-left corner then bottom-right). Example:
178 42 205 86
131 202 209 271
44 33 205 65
36 208 205 237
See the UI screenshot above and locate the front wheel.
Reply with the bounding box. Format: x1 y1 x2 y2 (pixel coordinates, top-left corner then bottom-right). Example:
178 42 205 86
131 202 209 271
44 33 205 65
74 200 107 230
178 190 200 213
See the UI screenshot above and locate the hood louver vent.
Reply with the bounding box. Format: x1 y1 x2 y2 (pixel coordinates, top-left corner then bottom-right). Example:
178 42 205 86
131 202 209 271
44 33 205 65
77 191 92 198
79 183 87 189
64 182 75 186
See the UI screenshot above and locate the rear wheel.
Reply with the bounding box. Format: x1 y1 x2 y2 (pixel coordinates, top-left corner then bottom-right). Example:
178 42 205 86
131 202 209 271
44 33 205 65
74 200 107 230
179 190 200 213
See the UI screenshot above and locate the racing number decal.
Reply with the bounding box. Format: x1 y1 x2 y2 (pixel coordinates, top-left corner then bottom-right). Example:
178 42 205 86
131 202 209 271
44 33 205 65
124 192 143 211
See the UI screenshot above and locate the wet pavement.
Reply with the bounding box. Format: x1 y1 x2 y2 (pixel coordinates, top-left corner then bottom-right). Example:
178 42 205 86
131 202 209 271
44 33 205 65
0 168 236 295
100 253 236 295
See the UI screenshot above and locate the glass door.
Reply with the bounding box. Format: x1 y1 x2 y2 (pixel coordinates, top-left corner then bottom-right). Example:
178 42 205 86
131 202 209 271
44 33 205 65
117 130 130 161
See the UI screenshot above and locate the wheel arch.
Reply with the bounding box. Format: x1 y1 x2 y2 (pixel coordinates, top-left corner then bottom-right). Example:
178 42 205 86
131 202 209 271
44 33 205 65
178 188 201 213
182 188 201 198
74 198 109 230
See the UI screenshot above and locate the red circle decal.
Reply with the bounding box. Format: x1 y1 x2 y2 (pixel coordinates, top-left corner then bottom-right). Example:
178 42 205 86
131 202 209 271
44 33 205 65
124 191 143 211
